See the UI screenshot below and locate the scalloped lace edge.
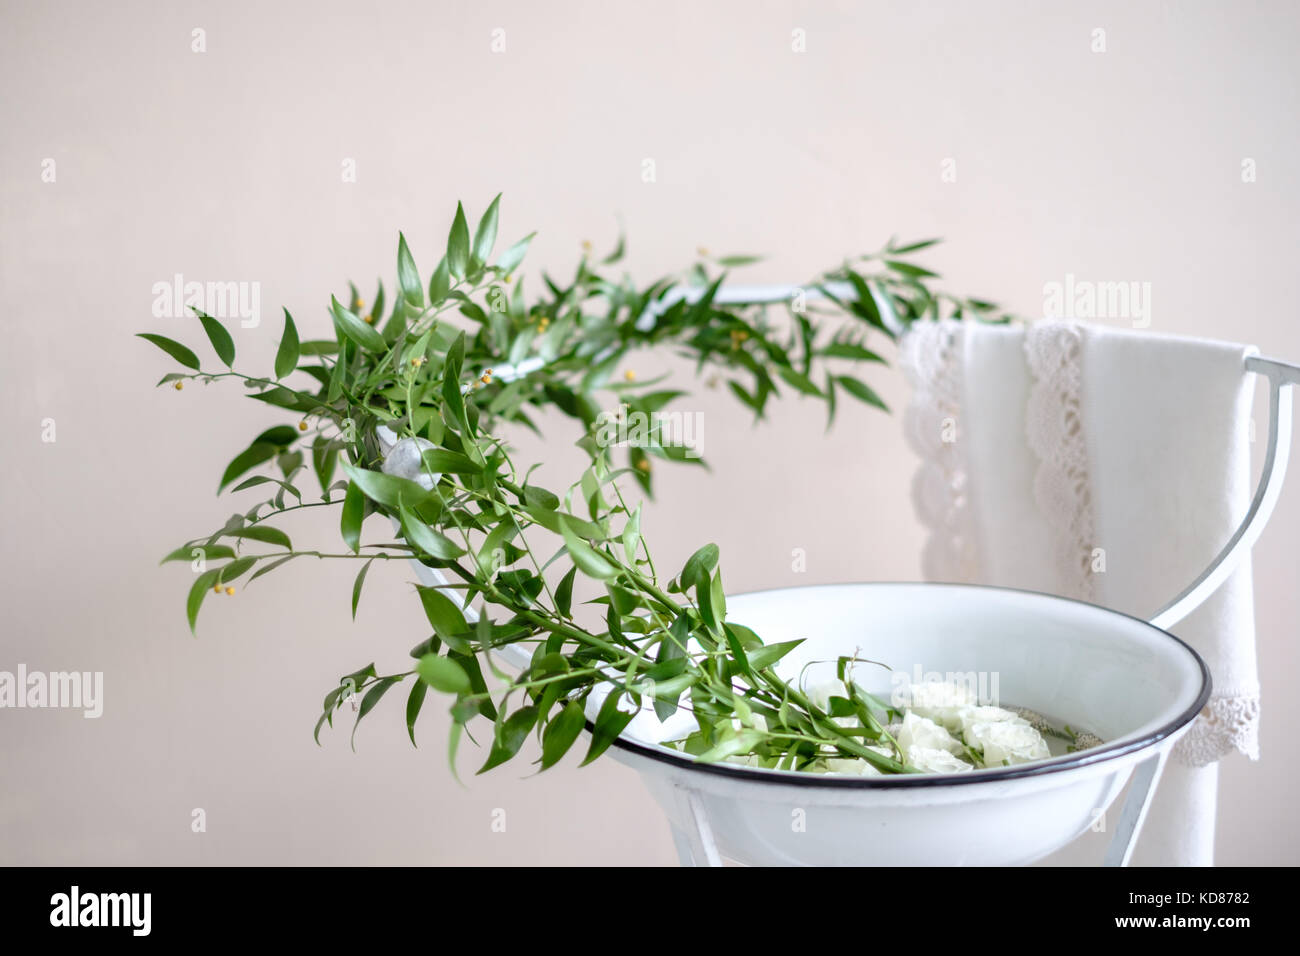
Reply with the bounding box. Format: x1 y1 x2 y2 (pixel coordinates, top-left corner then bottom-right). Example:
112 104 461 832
1174 693 1261 767
1024 322 1097 603
1023 321 1258 764
899 320 980 583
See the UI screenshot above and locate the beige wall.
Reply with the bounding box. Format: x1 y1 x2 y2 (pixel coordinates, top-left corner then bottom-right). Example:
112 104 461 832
1 0 1296 865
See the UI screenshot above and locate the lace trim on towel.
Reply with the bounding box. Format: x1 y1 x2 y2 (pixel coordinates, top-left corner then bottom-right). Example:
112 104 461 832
900 320 979 583
1024 322 1258 765
1024 322 1096 602
1174 693 1261 767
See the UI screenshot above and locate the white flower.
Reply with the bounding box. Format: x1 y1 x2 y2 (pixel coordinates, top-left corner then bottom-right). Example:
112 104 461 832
966 717 1051 766
803 678 843 712
905 745 974 774
897 711 964 755
802 678 857 728
824 757 885 777
822 743 893 776
956 705 1021 741
906 680 978 730
381 437 437 489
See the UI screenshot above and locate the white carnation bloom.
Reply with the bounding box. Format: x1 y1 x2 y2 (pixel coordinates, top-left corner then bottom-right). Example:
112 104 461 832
897 711 964 755
906 680 978 730
905 745 974 774
956 705 1022 741
381 436 438 489
967 718 1051 766
802 678 857 728
824 757 885 777
803 678 843 712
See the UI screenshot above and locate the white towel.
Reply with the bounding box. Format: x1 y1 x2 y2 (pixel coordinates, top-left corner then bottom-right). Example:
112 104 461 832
901 319 1260 866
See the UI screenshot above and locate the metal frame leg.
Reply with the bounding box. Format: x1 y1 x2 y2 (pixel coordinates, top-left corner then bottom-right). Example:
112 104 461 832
1150 356 1296 630
670 788 722 867
1103 750 1170 867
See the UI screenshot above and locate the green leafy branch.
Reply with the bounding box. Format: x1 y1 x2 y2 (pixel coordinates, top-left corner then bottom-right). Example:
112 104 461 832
140 196 1010 776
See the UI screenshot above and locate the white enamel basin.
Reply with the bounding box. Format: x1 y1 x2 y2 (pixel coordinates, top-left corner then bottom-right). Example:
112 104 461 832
606 582 1210 867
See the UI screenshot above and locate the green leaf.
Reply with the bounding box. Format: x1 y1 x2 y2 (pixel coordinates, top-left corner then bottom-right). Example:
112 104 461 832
217 556 257 584
447 202 470 278
137 333 200 371
697 568 725 633
160 543 236 565
417 654 470 694
582 691 636 765
884 259 939 278
229 525 292 549
441 332 469 432
835 375 889 412
341 462 431 510
477 706 538 773
476 521 518 574
621 504 642 564
196 312 235 367
327 345 347 401
253 425 299 447
471 193 501 267
657 614 690 665
400 498 465 560
330 295 387 352
598 232 626 265
697 729 765 763
777 366 822 396
351 557 375 620
371 280 386 327
559 523 618 580
818 342 885 363
397 232 424 307
495 232 535 274
219 443 278 492
340 480 364 553
428 256 451 303
420 448 483 475
522 484 560 510
447 721 464 778
680 543 719 589
352 676 401 748
417 586 469 642
745 638 804 672
185 568 221 633
555 566 577 618
275 309 300 380
541 700 586 769
889 238 941 254
406 679 428 746
249 553 299 581
312 442 339 493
